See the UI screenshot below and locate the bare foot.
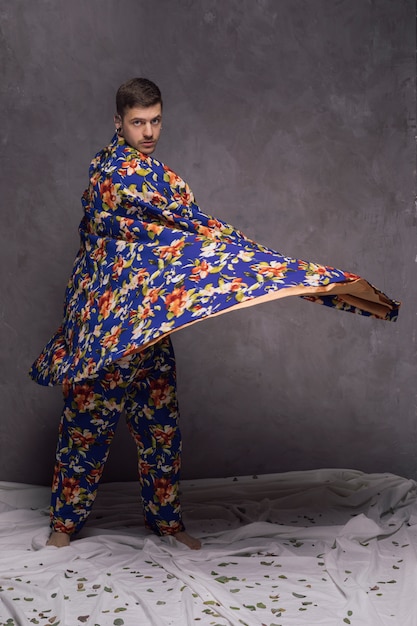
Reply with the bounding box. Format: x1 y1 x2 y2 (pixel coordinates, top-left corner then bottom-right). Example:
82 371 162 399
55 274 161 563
173 531 201 550
46 531 71 548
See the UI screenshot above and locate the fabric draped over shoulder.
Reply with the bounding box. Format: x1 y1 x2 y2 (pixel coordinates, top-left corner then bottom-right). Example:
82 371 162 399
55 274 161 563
30 135 400 386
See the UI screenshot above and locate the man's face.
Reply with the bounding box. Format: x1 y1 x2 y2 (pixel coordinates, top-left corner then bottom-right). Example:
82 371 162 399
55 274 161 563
115 103 162 155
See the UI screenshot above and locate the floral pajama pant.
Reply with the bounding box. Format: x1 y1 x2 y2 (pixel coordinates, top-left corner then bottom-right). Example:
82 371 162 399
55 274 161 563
50 337 185 537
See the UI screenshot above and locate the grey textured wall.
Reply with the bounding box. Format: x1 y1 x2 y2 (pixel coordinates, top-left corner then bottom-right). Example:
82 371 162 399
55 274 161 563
0 0 415 485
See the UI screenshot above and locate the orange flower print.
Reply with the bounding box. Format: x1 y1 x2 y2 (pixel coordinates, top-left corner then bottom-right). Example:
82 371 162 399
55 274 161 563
85 358 98 377
146 222 164 237
103 369 122 389
163 166 182 186
230 277 245 292
165 285 188 317
190 260 210 281
252 261 287 280
62 378 71 398
121 268 150 296
172 192 183 204
144 287 161 304
51 346 67 366
119 158 140 176
142 304 154 320
85 467 103 485
306 263 329 276
101 325 122 350
122 344 141 358
139 458 154 475
70 428 96 449
99 179 120 210
152 425 176 446
91 238 107 261
180 189 193 205
149 378 174 409
112 256 125 278
154 477 176 505
157 238 185 262
196 225 218 240
51 462 64 491
98 289 115 319
80 305 91 323
157 519 183 535
72 384 95 410
298 260 330 276
149 191 167 206
52 519 76 534
90 169 101 186
61 477 81 504
129 303 155 326
343 271 360 280
119 217 135 230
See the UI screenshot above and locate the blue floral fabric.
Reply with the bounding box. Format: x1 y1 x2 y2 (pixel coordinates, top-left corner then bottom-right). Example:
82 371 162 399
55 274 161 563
50 337 183 537
30 134 400 386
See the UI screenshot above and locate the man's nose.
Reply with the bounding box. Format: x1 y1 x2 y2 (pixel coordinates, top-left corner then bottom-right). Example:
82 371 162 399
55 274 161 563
143 123 153 137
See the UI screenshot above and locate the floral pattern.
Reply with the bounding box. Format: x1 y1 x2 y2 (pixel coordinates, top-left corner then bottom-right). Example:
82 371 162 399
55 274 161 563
50 337 184 536
30 134 400 386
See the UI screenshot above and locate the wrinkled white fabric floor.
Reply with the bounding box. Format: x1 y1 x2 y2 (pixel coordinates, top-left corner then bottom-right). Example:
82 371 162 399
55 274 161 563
0 469 416 626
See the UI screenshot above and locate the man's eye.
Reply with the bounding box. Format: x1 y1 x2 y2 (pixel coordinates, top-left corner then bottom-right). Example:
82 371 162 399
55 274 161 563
133 121 142 126
151 119 161 125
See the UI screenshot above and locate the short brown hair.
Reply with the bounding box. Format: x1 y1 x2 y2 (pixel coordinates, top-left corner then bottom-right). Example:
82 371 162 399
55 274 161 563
116 78 162 117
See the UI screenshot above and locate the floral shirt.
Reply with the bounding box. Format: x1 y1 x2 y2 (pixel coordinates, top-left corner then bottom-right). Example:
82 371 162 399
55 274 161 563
30 134 400 386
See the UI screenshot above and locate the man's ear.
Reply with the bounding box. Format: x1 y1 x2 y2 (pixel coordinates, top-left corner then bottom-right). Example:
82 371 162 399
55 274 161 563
114 114 122 133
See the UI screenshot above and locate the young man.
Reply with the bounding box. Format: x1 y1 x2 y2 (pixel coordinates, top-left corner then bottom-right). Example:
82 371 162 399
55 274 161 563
31 78 398 551
42 78 201 550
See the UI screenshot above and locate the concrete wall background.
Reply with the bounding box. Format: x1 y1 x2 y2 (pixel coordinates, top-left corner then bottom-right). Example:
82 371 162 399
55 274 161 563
0 0 415 485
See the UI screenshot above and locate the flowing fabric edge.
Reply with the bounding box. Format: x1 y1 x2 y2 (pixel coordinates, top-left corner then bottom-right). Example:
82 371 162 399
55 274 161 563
69 277 398 382
30 277 399 387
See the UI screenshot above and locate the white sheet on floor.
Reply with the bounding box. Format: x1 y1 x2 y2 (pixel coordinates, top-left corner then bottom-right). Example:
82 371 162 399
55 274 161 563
0 469 416 626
